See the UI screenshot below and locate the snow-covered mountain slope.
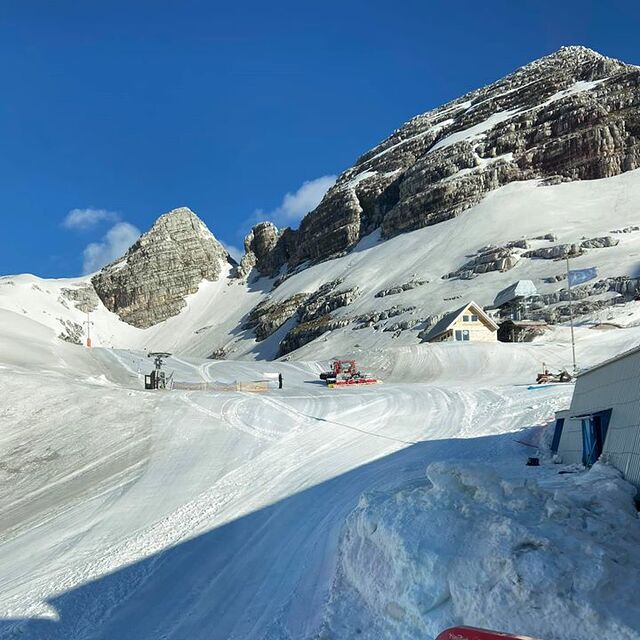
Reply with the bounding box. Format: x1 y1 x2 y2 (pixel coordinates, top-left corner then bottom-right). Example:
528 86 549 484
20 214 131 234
2 47 640 361
0 263 261 358
243 45 640 272
3 167 640 361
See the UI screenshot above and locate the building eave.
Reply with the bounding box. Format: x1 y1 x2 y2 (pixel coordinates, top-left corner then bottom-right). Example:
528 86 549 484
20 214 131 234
577 343 640 377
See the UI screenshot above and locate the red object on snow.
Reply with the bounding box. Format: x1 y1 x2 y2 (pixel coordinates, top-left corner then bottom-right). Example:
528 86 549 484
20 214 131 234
436 627 541 640
318 359 380 387
331 376 379 386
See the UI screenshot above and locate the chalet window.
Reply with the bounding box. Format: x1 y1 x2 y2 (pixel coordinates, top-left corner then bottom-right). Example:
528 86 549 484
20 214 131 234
463 315 470 322
455 330 470 341
471 314 478 322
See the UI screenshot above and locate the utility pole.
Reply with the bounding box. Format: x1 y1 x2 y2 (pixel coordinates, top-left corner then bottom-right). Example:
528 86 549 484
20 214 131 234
84 311 94 348
566 255 577 375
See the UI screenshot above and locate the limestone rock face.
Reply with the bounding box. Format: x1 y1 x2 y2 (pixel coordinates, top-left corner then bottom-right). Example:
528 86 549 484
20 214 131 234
58 319 84 344
247 47 640 273
60 284 100 313
375 280 427 298
92 207 230 328
580 235 619 249
445 246 523 280
246 293 310 341
277 316 351 357
276 280 359 355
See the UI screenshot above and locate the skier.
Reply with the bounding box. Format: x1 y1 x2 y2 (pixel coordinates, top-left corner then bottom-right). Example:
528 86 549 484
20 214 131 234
278 372 283 389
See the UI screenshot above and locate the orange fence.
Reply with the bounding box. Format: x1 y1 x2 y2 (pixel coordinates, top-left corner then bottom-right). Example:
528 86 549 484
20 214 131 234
171 380 271 392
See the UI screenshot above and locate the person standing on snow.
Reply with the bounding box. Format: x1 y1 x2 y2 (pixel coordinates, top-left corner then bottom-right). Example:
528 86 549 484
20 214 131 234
278 372 283 389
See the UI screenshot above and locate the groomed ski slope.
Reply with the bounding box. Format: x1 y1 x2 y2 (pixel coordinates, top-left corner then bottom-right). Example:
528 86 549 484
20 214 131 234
1 307 640 639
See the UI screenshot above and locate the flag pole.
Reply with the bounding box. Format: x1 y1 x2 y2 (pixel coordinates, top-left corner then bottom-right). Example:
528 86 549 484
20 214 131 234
566 255 577 375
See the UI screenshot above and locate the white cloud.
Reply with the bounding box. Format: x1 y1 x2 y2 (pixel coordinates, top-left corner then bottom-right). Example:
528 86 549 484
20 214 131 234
82 222 141 274
63 207 120 230
222 242 243 264
253 175 337 228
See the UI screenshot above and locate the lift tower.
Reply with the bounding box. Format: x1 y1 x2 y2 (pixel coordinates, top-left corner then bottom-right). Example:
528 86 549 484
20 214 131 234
145 352 172 389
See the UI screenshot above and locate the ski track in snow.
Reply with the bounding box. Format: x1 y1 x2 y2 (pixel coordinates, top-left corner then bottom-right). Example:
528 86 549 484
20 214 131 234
0 336 580 640
2 298 640 639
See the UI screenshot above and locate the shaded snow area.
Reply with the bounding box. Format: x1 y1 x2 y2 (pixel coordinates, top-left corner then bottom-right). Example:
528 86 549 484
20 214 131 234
320 462 640 640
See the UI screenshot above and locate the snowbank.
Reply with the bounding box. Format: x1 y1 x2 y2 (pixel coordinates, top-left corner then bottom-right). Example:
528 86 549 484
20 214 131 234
321 461 640 640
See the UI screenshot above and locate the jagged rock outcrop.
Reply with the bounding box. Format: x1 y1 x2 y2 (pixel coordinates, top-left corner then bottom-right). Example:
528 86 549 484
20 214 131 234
58 319 84 344
524 243 583 260
245 279 359 350
580 235 619 249
354 305 417 329
59 285 100 313
245 293 310 341
520 275 640 324
611 225 640 234
237 222 294 279
446 232 620 280
445 245 523 279
246 47 640 274
92 208 231 328
384 318 419 332
297 280 359 323
278 316 352 356
273 280 359 355
375 280 427 298
540 276 640 305
524 235 618 259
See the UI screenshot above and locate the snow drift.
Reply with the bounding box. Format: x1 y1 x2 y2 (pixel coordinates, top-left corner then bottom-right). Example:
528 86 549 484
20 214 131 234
320 461 640 640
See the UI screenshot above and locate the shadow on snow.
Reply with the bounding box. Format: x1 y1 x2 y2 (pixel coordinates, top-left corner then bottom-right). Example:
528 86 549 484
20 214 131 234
0 430 539 640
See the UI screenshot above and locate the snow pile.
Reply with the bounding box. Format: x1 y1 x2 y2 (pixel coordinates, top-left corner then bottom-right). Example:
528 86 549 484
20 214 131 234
321 462 640 640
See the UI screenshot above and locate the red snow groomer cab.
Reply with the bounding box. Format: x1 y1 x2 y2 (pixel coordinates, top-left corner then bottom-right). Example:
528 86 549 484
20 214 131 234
319 360 379 388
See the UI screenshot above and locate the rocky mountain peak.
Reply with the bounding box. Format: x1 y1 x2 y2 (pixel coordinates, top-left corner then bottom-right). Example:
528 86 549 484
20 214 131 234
92 207 231 328
138 207 218 247
542 44 609 63
246 46 639 274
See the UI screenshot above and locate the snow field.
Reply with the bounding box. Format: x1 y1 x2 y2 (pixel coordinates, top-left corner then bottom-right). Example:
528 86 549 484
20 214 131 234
0 325 582 639
1 166 640 637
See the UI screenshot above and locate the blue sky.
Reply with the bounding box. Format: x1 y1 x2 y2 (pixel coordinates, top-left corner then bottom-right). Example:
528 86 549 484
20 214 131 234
2 0 639 277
